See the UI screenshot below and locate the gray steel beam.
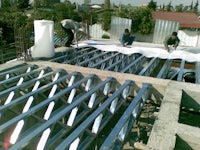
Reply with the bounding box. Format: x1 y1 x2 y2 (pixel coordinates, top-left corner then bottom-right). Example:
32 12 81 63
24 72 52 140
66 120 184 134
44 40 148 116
195 62 200 84
0 67 51 92
0 71 76 114
99 83 150 150
0 64 37 82
63 49 100 65
51 47 95 63
139 57 160 76
78 51 111 67
89 53 121 69
8 76 113 149
121 55 147 74
54 80 134 150
177 59 185 81
0 68 65 99
157 60 172 78
104 54 140 72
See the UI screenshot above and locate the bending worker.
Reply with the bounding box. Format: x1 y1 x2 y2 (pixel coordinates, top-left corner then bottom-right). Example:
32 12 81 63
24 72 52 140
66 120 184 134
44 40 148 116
60 19 80 47
120 29 135 46
164 31 180 52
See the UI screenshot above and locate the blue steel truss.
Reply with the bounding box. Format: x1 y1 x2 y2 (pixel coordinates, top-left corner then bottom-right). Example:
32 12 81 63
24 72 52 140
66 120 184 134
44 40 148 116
0 63 160 150
50 46 196 82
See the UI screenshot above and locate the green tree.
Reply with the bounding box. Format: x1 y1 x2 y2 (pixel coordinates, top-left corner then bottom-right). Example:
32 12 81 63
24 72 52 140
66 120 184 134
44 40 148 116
193 0 199 13
104 0 111 9
102 11 112 31
175 4 183 12
190 1 194 11
166 1 173 11
183 6 189 12
148 0 157 10
130 7 154 34
101 0 112 31
17 0 29 9
162 4 165 11
1 0 11 8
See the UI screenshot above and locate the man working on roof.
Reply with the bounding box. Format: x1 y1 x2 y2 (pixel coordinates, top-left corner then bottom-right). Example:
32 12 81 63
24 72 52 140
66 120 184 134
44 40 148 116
120 29 135 46
164 31 180 52
60 19 80 47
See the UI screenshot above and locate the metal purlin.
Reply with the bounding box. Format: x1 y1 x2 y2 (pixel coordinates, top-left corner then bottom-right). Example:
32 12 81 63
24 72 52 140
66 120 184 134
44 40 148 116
195 62 200 84
138 57 160 76
157 59 172 78
99 83 150 150
3 65 39 105
0 71 77 130
0 68 66 103
121 55 147 74
8 75 114 149
177 59 186 81
0 63 29 81
50 47 196 82
0 66 51 92
51 47 96 63
54 80 135 150
63 49 101 65
9 68 62 145
50 47 163 77
0 62 166 150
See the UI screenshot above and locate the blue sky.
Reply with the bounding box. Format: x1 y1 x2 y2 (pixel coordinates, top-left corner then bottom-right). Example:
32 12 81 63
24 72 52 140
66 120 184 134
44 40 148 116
66 0 197 6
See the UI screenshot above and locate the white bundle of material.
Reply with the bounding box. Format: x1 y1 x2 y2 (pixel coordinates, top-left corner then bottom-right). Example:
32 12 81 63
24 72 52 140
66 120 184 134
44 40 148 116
31 20 55 58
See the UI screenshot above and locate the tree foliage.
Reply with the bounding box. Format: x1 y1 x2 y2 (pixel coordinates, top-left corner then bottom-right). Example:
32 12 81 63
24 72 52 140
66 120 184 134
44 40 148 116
104 0 111 9
175 4 183 12
193 0 199 13
1 0 11 8
102 11 112 31
17 0 30 9
166 1 173 11
148 0 157 10
132 8 154 34
101 0 112 31
120 7 154 34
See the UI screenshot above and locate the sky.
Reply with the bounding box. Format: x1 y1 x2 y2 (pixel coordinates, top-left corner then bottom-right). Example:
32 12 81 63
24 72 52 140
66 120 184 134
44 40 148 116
65 0 197 6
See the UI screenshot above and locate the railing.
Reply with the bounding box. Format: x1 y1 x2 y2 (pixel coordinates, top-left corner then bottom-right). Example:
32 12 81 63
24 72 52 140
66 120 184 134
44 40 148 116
0 43 17 64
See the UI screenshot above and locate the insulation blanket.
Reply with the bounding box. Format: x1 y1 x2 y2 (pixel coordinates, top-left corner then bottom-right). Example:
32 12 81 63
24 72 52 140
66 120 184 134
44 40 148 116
78 40 200 62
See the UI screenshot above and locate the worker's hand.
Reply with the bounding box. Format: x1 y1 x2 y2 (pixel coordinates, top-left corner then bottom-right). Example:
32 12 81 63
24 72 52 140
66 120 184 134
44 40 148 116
124 42 128 47
172 45 177 50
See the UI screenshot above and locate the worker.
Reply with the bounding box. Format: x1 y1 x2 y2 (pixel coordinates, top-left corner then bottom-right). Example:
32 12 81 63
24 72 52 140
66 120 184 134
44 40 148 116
164 31 180 52
60 19 80 47
119 29 135 46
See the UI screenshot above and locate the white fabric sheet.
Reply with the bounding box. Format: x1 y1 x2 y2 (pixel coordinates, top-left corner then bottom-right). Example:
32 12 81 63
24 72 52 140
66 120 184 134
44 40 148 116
78 40 200 62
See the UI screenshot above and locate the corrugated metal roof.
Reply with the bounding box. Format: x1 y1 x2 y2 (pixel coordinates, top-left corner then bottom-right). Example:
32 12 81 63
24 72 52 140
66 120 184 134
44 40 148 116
152 11 200 28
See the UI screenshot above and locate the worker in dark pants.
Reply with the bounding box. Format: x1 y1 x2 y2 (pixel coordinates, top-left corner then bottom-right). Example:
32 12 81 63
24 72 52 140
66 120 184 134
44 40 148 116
60 19 80 47
60 25 74 47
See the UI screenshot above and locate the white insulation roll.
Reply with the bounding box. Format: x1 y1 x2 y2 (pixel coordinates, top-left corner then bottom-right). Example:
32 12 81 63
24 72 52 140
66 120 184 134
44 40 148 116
32 20 55 58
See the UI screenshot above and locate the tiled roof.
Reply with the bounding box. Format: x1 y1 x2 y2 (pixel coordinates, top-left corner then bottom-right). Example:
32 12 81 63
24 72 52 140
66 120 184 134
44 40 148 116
152 11 200 28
